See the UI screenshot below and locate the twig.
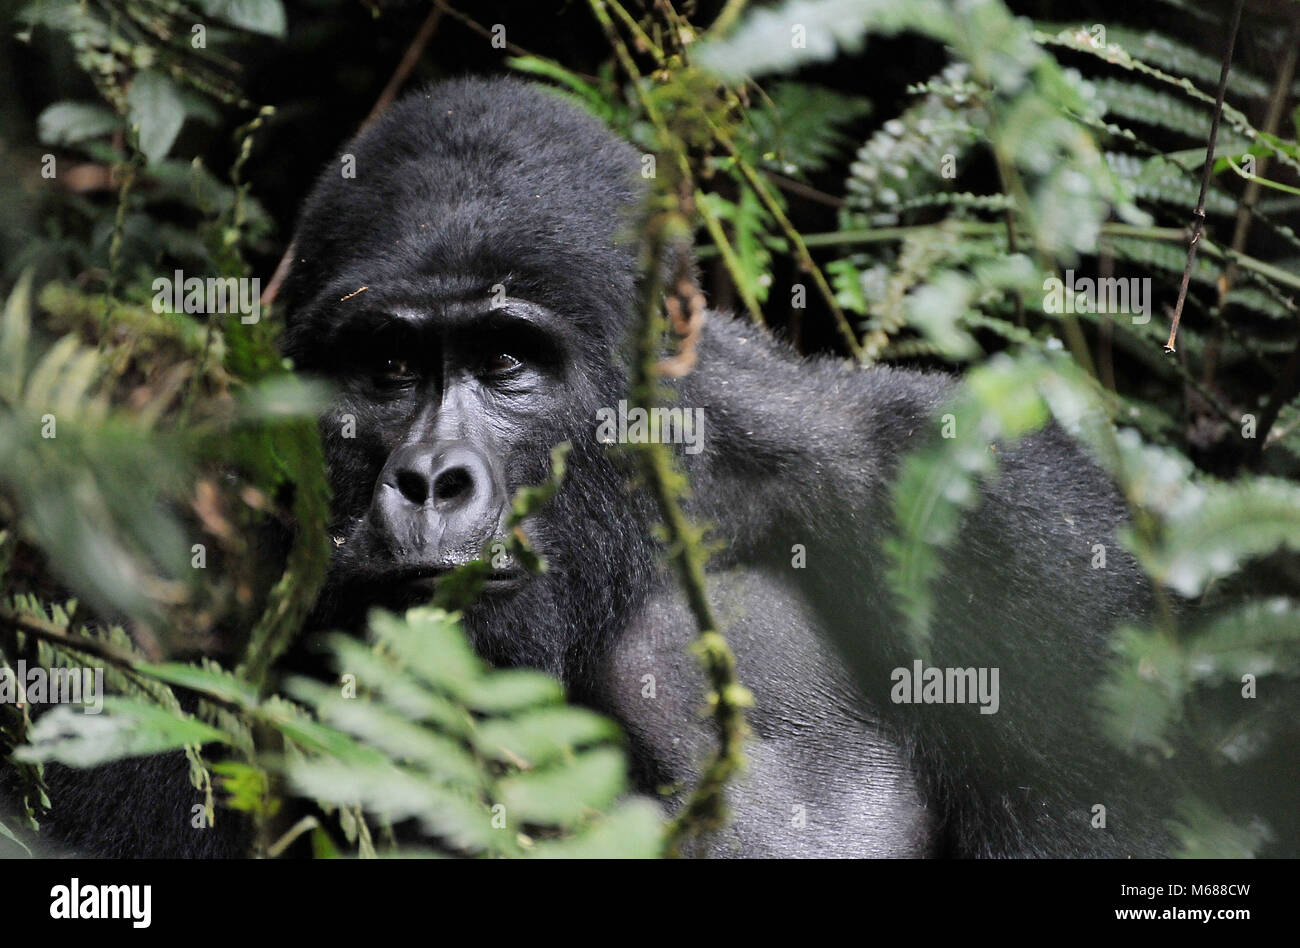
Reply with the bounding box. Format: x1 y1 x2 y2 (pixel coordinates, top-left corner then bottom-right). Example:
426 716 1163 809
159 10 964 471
1 608 151 669
607 0 664 60
763 170 844 209
707 0 748 37
1164 0 1245 353
0 608 247 714
695 189 766 325
267 815 320 858
588 0 751 856
363 4 446 129
102 154 139 346
1203 22 1299 388
724 140 864 359
262 3 446 307
433 0 591 72
1219 20 1299 300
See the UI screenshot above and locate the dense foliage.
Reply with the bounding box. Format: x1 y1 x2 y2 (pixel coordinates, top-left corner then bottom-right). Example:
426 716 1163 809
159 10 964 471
1 0 1297 857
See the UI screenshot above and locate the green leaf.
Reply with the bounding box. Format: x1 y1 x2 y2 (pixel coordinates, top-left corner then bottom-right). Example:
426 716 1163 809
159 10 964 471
460 669 566 714
696 0 954 78
746 81 871 175
528 799 665 858
474 706 622 768
36 101 121 147
137 661 260 707
1168 796 1272 858
273 607 661 855
0 273 33 403
885 353 1065 644
15 700 229 767
286 758 506 854
0 818 33 857
1144 478 1300 597
260 697 389 764
498 747 628 826
126 71 186 165
285 679 483 789
1095 626 1183 755
1186 599 1300 684
368 607 482 692
193 0 286 37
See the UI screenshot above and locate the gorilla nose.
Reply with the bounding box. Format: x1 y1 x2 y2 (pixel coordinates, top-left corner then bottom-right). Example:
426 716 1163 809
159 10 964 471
372 442 505 560
394 454 475 509
390 444 492 510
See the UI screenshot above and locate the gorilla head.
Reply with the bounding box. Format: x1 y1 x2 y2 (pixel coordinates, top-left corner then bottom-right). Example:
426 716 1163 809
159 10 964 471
280 78 657 679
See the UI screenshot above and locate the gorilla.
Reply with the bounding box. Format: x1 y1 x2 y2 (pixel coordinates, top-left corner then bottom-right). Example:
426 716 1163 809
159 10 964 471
14 76 1170 858
274 77 1168 858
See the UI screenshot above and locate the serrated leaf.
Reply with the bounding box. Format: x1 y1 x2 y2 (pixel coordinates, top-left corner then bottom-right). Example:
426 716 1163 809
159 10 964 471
474 706 622 768
497 747 627 826
286 679 482 789
460 669 566 714
370 607 482 690
287 758 505 854
14 700 229 767
137 661 260 707
527 799 665 858
1148 478 1300 596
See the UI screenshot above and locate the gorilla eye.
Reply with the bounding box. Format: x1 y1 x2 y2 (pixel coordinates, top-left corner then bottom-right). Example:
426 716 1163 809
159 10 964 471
380 357 413 379
483 352 523 376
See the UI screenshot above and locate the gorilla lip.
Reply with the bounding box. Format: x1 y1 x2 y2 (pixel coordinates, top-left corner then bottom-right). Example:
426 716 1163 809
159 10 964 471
395 565 526 595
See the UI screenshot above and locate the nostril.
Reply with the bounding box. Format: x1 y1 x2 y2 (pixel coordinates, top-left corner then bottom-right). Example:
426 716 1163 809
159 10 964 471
395 469 429 506
433 465 473 505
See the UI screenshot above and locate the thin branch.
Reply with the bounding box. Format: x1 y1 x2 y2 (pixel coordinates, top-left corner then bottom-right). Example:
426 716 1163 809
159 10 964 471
363 4 446 129
1164 0 1245 353
0 608 146 670
267 815 321 858
0 609 252 715
707 0 748 37
262 3 446 307
763 170 844 209
588 0 751 856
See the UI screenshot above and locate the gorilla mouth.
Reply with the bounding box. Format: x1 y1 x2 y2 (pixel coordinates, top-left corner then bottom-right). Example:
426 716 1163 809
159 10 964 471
387 563 528 598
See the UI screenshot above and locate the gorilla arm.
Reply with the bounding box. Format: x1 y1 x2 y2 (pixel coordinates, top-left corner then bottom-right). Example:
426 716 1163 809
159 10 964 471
586 566 938 857
647 313 1171 857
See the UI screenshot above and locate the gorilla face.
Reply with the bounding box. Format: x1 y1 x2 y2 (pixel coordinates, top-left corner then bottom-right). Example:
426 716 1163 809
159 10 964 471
314 296 576 582
280 78 657 677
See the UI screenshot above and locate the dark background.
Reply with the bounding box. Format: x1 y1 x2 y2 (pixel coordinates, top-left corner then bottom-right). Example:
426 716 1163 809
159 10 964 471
6 0 1291 359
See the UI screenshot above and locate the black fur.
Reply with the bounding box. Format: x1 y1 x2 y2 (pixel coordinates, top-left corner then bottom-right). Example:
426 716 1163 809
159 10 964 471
12 77 1170 857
